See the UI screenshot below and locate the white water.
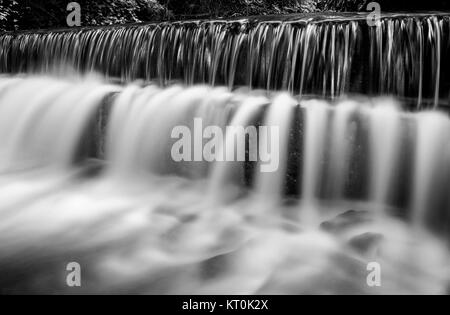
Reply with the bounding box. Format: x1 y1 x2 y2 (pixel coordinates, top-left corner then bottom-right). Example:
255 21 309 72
300 100 329 225
210 95 267 200
411 112 450 226
0 75 449 294
255 94 296 202
368 101 401 213
326 100 358 200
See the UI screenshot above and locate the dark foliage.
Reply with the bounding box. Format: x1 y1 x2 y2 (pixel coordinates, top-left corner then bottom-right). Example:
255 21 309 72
0 1 19 31
1 0 316 32
162 0 313 18
0 0 169 32
319 0 450 11
1 0 450 32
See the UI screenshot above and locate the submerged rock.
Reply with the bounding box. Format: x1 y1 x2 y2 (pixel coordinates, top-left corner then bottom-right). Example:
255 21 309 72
348 232 383 258
320 210 373 234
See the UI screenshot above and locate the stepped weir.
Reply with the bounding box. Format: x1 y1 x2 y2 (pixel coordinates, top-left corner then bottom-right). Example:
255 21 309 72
0 12 450 294
1 13 450 108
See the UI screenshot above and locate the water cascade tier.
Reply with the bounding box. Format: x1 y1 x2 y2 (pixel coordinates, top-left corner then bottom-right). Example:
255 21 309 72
1 13 450 109
0 75 449 294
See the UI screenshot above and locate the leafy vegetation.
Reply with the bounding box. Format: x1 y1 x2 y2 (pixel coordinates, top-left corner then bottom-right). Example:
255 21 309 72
1 0 319 32
0 1 19 32
2 0 450 32
1 0 169 31
163 0 318 18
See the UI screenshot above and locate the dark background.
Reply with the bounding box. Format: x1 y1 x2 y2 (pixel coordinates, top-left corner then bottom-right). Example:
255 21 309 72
1 0 450 32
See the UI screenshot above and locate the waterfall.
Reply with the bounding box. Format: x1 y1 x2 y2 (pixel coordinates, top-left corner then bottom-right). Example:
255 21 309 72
255 93 296 202
1 12 450 294
0 75 449 294
209 95 266 199
0 76 118 172
411 112 450 227
1 13 449 108
368 101 401 212
325 100 358 201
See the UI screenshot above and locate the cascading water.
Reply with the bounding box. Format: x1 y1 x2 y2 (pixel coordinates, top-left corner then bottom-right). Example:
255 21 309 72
1 9 450 295
1 13 449 108
0 75 449 294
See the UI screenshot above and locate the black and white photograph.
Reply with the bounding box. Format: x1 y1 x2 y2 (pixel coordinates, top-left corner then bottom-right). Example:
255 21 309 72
1 0 450 297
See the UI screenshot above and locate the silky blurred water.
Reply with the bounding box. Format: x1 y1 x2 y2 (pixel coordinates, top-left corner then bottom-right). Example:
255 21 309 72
1 13 449 108
0 75 449 294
